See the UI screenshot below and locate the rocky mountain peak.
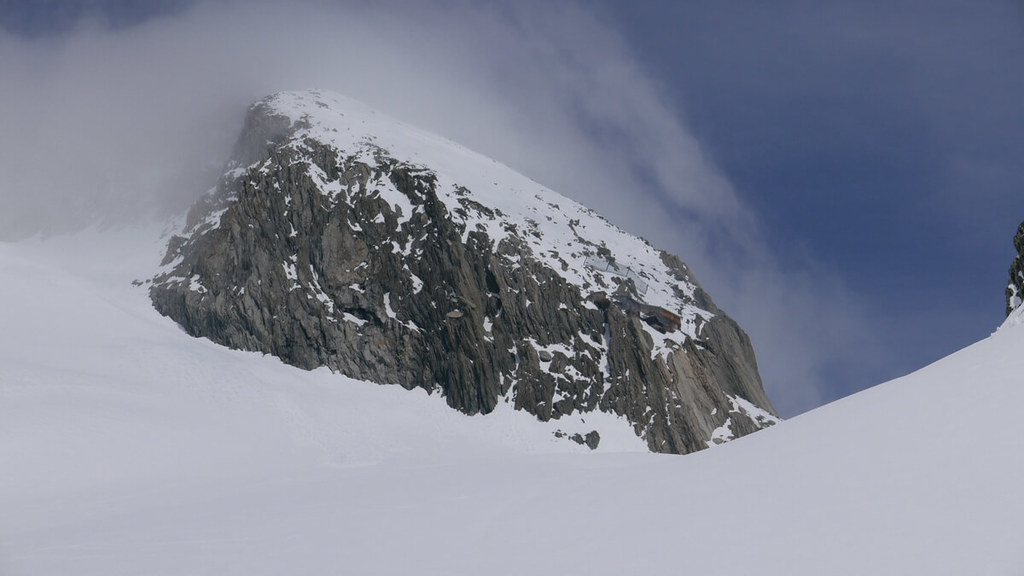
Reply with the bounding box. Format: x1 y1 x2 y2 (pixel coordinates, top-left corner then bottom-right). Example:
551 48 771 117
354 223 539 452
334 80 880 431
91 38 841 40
149 90 778 454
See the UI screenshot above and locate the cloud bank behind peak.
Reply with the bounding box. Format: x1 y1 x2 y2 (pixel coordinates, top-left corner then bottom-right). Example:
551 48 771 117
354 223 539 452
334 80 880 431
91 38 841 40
0 0 881 416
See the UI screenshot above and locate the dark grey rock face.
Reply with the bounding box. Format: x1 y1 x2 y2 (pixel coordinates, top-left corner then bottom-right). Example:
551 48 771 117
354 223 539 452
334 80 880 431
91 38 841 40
1007 221 1024 316
150 91 778 454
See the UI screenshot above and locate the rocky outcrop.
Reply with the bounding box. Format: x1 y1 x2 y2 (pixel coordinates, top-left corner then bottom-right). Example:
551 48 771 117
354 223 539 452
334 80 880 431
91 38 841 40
1007 221 1024 316
150 90 778 454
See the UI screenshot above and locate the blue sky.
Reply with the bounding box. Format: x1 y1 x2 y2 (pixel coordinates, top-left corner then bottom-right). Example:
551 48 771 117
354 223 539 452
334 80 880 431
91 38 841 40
604 1 1024 406
1 0 1021 416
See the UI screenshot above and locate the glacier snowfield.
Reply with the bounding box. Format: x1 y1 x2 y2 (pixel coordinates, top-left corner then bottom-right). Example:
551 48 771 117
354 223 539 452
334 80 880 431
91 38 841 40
2 226 1023 575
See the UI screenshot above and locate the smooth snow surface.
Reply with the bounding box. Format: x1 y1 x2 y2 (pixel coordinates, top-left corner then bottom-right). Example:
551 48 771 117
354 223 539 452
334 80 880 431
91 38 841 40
3 227 1024 575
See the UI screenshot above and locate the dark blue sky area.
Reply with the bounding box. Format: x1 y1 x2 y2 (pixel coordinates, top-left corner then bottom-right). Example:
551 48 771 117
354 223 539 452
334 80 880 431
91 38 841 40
0 0 188 32
603 0 1024 400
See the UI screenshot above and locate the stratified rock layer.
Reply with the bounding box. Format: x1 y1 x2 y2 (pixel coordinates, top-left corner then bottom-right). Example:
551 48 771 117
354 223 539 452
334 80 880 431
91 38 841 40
150 90 778 454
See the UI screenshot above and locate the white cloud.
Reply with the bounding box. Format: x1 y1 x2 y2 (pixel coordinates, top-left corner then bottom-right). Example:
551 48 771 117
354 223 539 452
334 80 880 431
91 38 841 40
0 0 880 415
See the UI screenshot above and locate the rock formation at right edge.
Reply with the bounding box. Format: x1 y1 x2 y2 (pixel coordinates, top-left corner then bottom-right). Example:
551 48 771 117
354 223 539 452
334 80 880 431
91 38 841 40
1007 221 1024 316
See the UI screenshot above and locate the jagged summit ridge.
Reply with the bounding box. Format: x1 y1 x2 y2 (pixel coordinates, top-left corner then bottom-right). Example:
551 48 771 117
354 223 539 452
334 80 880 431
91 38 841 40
150 89 778 454
237 91 708 335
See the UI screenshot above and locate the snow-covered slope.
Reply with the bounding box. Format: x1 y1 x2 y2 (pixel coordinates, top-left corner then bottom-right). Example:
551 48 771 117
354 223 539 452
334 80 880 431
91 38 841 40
2 226 1023 575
